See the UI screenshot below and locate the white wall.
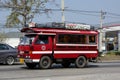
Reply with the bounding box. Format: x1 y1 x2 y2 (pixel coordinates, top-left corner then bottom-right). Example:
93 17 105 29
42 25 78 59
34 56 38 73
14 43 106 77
5 38 20 48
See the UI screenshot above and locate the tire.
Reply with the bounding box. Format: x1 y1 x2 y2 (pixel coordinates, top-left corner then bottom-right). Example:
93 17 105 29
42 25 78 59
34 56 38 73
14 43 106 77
75 56 87 68
39 56 52 69
6 56 15 65
62 62 71 68
25 63 37 69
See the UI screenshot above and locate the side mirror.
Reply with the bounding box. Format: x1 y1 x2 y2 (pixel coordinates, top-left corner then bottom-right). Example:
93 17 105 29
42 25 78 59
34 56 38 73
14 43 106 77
20 37 23 42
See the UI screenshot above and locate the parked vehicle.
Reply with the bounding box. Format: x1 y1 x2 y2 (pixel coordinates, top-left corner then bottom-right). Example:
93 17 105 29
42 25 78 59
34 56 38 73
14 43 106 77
0 43 18 65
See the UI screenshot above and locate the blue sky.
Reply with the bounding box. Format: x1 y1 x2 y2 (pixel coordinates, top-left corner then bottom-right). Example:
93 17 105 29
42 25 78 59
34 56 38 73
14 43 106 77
1 0 120 25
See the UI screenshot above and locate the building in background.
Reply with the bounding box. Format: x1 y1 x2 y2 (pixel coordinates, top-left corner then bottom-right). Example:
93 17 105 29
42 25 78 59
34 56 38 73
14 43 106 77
5 32 22 48
97 22 120 51
0 27 22 48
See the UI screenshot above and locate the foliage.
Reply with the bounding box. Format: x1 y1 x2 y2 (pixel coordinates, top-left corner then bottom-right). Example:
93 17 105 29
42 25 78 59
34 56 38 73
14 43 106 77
106 51 120 56
0 0 51 27
115 51 120 55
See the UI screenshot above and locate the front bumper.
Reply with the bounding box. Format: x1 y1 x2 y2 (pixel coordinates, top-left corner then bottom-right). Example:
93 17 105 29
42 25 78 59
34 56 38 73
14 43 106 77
24 59 40 63
17 57 40 63
17 58 33 63
17 58 24 64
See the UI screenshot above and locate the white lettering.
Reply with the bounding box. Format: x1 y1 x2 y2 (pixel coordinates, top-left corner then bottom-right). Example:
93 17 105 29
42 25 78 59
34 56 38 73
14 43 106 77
66 24 91 30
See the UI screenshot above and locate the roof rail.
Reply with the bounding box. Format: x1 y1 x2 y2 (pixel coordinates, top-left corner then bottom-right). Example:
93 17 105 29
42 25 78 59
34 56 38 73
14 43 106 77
27 22 95 30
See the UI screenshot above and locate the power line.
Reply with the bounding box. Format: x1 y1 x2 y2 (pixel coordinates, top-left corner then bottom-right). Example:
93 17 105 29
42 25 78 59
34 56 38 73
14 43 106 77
1 6 120 18
1 6 120 21
104 15 120 19
68 11 99 17
38 9 120 18
107 12 120 17
65 9 100 13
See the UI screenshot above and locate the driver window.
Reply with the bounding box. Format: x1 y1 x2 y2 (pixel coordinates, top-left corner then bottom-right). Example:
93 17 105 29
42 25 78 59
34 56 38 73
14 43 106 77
35 35 48 44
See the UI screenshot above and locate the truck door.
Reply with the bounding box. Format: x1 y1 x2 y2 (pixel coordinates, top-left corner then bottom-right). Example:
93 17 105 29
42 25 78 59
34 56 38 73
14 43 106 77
33 35 55 57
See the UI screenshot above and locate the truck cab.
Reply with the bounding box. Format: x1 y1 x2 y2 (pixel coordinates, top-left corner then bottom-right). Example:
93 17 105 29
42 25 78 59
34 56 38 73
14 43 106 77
18 33 55 68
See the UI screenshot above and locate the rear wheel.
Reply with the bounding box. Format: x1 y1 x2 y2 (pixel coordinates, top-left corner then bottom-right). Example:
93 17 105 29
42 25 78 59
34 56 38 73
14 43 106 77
6 56 15 65
39 56 52 69
25 63 37 69
75 56 87 68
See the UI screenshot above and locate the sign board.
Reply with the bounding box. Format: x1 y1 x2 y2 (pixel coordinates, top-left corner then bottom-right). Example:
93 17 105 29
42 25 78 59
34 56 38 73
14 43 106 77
65 23 91 30
29 22 93 30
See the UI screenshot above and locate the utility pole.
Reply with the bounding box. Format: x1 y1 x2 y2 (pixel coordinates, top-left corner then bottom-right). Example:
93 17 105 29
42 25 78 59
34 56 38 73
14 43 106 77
24 0 27 27
99 10 106 53
61 0 65 23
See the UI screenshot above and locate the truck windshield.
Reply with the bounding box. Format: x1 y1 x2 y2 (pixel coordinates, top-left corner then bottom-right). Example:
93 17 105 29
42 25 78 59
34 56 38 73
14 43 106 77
19 34 36 45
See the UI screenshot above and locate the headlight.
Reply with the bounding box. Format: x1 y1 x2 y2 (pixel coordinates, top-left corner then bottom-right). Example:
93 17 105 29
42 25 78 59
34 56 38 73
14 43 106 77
19 51 24 54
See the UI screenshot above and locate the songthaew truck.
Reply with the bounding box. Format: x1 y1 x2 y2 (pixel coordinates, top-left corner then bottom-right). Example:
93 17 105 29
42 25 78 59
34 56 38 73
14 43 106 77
17 22 98 69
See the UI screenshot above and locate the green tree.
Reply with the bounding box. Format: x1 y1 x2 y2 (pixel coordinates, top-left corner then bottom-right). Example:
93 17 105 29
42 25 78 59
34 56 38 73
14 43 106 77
0 0 50 27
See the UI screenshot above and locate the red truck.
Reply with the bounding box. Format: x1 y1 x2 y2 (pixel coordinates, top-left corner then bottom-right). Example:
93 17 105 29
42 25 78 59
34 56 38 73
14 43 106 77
18 22 98 69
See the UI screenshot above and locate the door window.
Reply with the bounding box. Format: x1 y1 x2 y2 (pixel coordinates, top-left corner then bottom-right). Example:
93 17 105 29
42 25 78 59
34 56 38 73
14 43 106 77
35 35 48 44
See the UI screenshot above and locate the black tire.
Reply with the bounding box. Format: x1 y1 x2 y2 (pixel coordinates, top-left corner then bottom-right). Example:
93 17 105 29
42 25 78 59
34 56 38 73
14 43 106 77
25 63 37 69
62 62 71 68
39 56 52 69
6 56 15 65
75 56 87 68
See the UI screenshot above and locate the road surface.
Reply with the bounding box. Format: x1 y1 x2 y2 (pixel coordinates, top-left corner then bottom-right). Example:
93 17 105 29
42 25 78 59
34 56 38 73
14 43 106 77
0 60 120 80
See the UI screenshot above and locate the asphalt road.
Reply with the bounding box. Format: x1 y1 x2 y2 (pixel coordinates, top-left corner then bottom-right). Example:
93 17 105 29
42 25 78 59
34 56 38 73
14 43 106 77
0 60 120 80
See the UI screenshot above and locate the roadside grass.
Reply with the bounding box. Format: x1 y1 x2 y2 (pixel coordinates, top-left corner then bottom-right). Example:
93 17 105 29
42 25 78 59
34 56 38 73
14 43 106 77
100 51 120 60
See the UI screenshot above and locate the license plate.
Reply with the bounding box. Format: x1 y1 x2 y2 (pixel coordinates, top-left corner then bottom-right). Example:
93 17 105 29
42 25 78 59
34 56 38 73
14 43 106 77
20 58 24 63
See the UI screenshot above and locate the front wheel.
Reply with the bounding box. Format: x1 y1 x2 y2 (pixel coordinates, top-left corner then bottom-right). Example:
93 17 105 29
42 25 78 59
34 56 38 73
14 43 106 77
6 56 15 65
75 56 87 68
39 56 52 69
